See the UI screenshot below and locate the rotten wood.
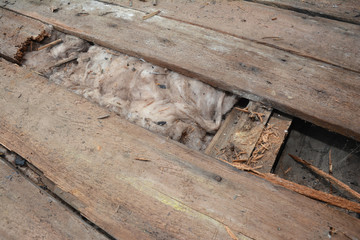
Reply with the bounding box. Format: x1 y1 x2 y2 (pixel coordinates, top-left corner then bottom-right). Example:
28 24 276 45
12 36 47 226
99 0 360 72
205 101 272 163
244 0 360 25
260 172 360 214
2 1 359 142
0 8 50 63
1 59 360 239
0 159 107 240
251 112 292 173
289 154 360 202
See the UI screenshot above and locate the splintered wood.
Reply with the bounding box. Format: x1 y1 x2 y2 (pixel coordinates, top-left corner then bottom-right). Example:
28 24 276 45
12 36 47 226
0 8 50 63
289 154 360 202
206 101 291 173
206 101 271 165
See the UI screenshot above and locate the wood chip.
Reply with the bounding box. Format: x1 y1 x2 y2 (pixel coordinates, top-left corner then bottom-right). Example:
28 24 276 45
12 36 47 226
329 149 333 174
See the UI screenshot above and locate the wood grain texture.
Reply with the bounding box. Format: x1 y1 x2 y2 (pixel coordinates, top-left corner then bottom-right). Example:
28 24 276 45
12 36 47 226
100 0 360 72
1 0 359 142
245 0 360 24
0 8 50 63
256 112 292 173
0 159 108 240
1 59 360 239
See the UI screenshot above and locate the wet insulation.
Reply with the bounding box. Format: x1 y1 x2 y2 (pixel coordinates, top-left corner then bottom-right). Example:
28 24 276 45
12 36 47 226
24 32 237 150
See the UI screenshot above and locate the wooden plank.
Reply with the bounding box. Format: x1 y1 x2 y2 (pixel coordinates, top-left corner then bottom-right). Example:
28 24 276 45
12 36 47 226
1 60 360 239
0 159 107 240
205 101 272 161
2 1 360 142
244 0 360 25
252 112 292 173
206 106 291 173
100 0 360 72
0 8 50 63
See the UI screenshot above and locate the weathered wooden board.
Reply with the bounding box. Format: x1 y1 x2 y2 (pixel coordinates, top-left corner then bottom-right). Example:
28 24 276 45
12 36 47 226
206 104 291 173
101 0 360 72
0 8 50 63
0 159 108 240
2 1 359 142
245 0 360 24
1 60 360 239
205 101 272 161
256 112 292 173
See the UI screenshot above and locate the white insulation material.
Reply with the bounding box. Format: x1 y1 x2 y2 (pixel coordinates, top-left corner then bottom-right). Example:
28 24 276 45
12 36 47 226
24 34 237 150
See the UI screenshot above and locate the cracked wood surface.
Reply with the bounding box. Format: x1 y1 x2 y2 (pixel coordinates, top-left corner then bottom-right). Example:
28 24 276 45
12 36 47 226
1 59 360 239
0 159 107 240
0 8 50 63
1 0 359 142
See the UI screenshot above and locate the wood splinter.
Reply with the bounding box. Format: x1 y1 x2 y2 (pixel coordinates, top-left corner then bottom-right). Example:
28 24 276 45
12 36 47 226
143 10 161 20
51 56 78 68
134 157 151 162
235 107 265 122
224 226 238 240
37 39 62 51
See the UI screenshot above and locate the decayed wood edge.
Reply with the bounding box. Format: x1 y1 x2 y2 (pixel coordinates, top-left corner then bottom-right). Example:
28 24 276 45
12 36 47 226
205 102 273 171
0 158 109 240
2 1 359 143
244 0 360 25
0 8 51 63
289 154 360 202
1 60 359 239
99 0 360 73
261 173 360 214
249 112 292 173
205 101 272 158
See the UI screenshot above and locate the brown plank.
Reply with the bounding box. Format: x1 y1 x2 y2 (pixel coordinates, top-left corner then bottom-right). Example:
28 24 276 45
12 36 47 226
0 8 50 63
244 0 360 25
205 101 272 162
100 0 360 72
0 159 108 240
206 105 291 173
1 59 360 239
2 1 359 142
252 112 292 173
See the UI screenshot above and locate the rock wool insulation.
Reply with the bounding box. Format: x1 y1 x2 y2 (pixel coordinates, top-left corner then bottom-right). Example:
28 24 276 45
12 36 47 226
24 33 237 150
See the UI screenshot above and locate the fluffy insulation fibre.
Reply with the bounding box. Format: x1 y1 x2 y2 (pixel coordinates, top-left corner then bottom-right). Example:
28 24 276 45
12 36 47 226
24 33 237 150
